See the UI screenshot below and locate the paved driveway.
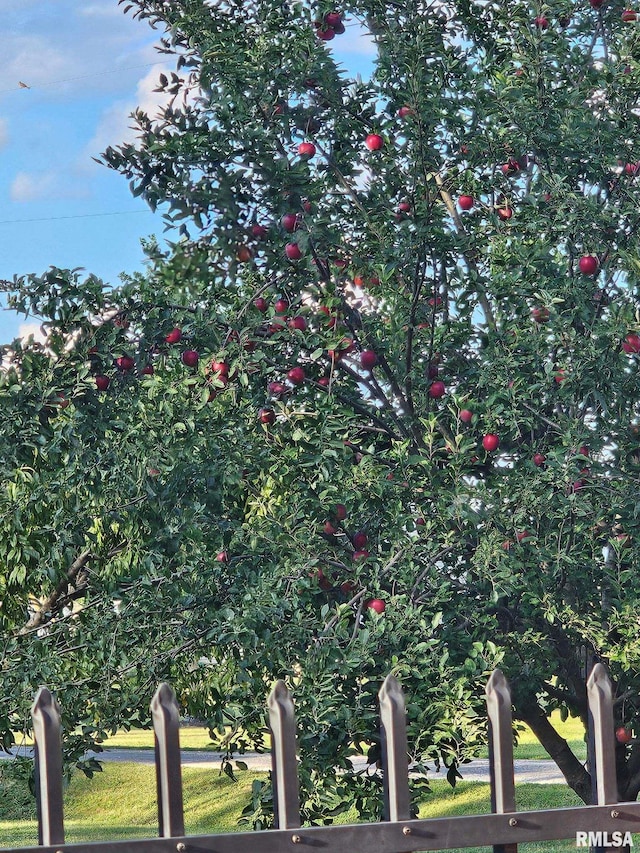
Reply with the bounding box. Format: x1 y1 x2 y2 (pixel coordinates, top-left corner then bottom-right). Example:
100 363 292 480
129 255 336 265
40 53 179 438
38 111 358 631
0 746 568 784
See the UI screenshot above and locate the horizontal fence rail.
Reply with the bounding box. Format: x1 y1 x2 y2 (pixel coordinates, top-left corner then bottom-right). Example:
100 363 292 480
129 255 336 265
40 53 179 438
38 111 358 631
5 805 640 853
14 662 640 853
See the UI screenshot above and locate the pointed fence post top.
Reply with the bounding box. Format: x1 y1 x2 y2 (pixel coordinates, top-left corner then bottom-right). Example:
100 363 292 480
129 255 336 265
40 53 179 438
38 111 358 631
379 673 410 823
485 669 511 706
587 661 618 805
31 685 65 847
150 682 184 838
378 673 405 711
151 683 180 722
268 679 295 717
587 662 613 697
268 679 300 829
32 686 60 720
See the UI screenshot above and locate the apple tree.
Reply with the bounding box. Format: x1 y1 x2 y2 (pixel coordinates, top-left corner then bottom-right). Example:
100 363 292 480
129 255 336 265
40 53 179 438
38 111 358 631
5 0 640 824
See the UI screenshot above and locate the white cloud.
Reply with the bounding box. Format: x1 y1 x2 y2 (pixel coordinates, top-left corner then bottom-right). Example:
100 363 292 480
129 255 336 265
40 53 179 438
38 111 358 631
83 64 184 161
10 168 89 202
10 171 56 202
2 36 75 94
18 322 46 343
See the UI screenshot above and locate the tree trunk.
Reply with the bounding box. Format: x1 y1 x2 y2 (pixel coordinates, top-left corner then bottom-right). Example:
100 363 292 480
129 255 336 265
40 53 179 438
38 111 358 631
514 703 593 804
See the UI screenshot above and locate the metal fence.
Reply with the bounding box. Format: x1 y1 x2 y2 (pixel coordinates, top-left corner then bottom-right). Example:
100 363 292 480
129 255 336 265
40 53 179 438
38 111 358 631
4 662 640 853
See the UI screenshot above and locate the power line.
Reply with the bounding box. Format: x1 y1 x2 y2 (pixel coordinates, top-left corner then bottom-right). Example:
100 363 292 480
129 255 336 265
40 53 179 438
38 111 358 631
0 61 167 95
0 210 157 225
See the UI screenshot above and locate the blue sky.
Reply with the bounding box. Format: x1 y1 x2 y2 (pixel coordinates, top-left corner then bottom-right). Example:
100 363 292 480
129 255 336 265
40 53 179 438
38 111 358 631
0 1 375 345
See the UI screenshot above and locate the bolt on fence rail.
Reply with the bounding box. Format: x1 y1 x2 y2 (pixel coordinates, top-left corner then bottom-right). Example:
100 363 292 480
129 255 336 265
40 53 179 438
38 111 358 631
4 662 640 853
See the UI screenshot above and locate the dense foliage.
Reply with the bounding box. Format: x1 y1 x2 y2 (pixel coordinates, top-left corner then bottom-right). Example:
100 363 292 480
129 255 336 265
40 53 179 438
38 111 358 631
4 0 640 822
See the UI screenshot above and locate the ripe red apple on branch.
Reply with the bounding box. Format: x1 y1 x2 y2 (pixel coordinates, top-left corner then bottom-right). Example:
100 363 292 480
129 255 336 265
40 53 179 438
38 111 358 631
181 350 199 367
360 349 378 370
287 367 305 385
578 255 598 276
298 142 316 159
365 133 384 151
285 243 303 260
482 433 500 452
616 727 633 744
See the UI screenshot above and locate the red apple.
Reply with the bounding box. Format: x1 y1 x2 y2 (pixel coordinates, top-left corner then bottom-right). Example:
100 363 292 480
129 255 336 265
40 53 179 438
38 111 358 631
115 355 135 372
622 9 637 21
459 409 473 423
274 298 289 314
429 380 446 398
616 726 633 744
298 141 316 159
590 0 604 7
325 11 343 27
211 360 229 376
353 549 370 561
360 349 378 370
622 333 640 354
165 327 182 344
397 106 414 118
251 223 268 239
317 376 331 388
95 375 110 391
259 408 276 425
497 206 513 221
236 245 252 263
181 350 199 367
501 158 520 176
335 503 347 521
216 550 229 562
285 243 303 260
578 255 599 275
289 315 307 331
268 381 287 396
323 520 338 535
281 213 299 232
287 366 305 385
254 296 268 312
531 306 550 323
458 194 474 210
141 364 154 375
353 531 368 550
316 26 336 40
533 452 546 467
365 133 384 151
625 161 640 176
482 433 500 452
321 311 338 332
366 598 386 614
534 15 549 28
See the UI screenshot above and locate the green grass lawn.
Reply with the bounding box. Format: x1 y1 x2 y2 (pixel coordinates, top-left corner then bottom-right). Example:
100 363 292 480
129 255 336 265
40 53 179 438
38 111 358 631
0 763 628 853
10 709 588 762
41 709 584 761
